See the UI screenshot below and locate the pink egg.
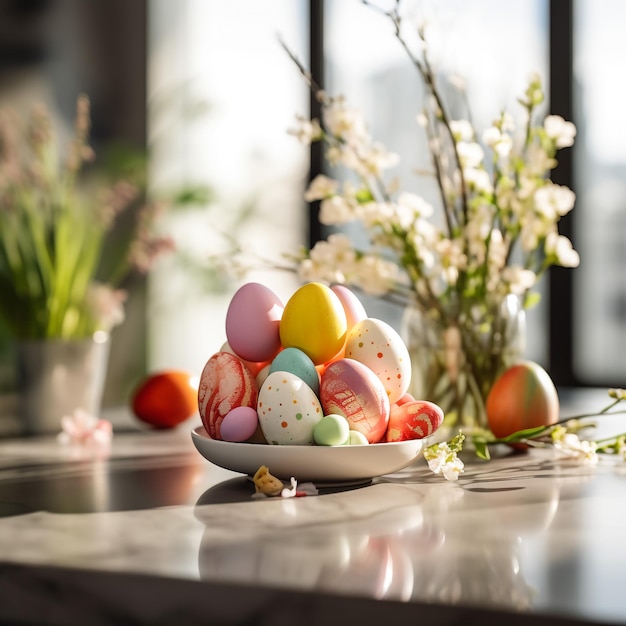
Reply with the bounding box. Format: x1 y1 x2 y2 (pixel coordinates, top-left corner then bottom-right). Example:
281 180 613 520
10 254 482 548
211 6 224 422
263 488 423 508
331 285 367 331
197 351 259 439
225 283 284 363
320 358 390 443
385 400 444 442
220 406 259 442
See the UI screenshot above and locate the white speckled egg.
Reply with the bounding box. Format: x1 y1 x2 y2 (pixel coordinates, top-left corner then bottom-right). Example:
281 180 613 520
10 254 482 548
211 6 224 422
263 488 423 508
257 371 323 445
344 318 411 404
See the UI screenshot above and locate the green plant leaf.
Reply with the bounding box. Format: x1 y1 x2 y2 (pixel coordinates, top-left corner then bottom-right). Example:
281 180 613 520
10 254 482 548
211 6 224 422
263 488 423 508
499 425 550 442
473 440 491 460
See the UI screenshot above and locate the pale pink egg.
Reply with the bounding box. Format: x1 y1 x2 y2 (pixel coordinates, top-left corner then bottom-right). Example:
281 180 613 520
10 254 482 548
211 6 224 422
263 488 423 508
220 406 259 442
320 358 390 444
331 284 367 331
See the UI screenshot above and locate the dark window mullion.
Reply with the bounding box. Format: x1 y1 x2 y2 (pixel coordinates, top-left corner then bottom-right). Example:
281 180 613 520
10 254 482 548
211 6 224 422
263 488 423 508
308 0 325 248
548 0 576 386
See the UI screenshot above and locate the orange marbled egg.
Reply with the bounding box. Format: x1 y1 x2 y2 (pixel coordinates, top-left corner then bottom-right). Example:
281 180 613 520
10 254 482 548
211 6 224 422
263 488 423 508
486 361 559 438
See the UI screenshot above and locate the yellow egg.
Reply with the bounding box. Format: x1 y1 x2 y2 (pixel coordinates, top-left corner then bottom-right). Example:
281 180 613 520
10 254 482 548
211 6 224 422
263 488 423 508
279 282 347 365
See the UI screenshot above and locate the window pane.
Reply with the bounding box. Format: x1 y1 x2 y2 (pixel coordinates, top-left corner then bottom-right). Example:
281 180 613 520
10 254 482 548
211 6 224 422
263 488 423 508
147 0 308 373
324 0 549 360
573 0 626 383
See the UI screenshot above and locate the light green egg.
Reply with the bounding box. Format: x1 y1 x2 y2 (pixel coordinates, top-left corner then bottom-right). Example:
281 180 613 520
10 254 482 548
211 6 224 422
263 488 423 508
313 414 350 446
345 430 369 446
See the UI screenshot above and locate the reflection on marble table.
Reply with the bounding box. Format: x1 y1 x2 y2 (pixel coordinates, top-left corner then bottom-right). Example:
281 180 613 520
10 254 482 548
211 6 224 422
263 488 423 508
0 423 625 625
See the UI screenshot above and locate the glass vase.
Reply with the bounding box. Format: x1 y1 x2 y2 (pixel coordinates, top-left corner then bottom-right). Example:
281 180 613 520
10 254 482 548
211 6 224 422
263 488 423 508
401 294 526 434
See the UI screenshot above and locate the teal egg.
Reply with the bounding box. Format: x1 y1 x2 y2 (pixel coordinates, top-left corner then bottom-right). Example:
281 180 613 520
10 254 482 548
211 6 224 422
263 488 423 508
269 347 320 395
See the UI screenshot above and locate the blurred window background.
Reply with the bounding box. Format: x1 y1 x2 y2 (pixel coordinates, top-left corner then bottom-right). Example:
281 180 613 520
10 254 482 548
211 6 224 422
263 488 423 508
572 0 626 385
0 0 624 404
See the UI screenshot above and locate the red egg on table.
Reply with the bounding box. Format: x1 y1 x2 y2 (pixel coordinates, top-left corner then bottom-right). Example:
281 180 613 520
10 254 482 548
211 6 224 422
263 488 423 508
197 351 259 440
320 358 390 444
131 370 198 429
385 400 444 442
225 282 284 363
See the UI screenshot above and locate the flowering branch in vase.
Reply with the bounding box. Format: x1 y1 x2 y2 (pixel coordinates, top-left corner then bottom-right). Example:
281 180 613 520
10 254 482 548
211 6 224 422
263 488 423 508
274 1 579 432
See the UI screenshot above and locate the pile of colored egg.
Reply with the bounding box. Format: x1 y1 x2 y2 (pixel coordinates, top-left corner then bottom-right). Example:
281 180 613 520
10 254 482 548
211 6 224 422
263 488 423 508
197 282 444 446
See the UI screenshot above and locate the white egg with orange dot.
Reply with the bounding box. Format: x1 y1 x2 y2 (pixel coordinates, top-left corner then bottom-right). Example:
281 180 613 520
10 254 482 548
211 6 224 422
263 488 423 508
257 371 323 445
344 317 411 404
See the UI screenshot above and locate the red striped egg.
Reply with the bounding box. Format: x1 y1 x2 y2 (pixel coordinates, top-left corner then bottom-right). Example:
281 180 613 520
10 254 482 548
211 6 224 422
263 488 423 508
197 351 258 439
385 400 444 442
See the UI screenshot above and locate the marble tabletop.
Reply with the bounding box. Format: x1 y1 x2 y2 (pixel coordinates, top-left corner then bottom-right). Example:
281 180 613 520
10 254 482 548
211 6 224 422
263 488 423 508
0 390 625 625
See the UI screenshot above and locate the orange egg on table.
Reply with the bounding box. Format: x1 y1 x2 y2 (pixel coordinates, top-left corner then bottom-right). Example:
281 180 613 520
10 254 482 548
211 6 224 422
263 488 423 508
486 361 559 438
131 370 199 429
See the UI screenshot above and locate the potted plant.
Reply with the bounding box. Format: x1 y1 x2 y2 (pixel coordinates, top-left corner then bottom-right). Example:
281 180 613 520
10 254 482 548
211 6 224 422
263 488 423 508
0 95 173 434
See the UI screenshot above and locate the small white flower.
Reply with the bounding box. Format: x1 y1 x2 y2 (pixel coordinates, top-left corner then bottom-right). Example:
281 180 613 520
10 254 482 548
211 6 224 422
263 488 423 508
288 116 322 145
304 174 338 202
299 233 360 285
456 141 484 169
544 114 576 148
450 119 474 142
553 433 598 464
534 184 576 219
502 266 537 294
319 195 357 225
323 98 368 143
482 126 513 157
353 255 400 296
363 142 400 173
398 192 434 218
545 232 580 267
424 442 465 481
464 167 493 194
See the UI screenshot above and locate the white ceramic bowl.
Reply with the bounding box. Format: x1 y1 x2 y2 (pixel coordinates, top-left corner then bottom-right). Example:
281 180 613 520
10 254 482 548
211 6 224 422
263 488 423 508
191 426 423 483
